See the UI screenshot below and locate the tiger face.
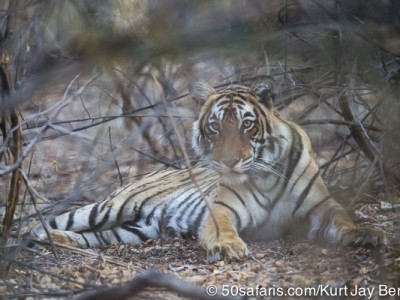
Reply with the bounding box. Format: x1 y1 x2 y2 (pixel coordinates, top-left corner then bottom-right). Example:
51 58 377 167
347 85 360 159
191 80 281 185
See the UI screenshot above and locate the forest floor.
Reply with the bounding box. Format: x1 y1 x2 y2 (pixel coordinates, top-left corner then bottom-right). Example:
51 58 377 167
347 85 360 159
2 199 400 300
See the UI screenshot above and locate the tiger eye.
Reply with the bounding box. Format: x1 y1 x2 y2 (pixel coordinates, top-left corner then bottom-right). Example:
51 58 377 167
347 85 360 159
242 120 253 129
209 122 220 131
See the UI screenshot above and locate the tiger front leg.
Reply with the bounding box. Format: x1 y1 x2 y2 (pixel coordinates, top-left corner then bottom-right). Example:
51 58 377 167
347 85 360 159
309 200 388 247
200 205 249 263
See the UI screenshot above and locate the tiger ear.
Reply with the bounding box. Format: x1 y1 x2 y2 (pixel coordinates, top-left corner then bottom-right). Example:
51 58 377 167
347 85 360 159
189 80 216 103
250 78 275 109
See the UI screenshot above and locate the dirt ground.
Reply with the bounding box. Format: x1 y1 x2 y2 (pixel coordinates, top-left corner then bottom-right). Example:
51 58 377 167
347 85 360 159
2 199 399 300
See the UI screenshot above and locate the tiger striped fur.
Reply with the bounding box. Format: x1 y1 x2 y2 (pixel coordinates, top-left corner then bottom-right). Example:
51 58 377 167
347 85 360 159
34 80 387 263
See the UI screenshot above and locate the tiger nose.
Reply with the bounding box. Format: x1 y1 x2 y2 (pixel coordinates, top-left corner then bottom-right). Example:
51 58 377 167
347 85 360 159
221 158 240 168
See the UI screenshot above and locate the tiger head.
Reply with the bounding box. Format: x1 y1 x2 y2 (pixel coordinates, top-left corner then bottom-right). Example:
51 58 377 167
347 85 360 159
191 80 286 186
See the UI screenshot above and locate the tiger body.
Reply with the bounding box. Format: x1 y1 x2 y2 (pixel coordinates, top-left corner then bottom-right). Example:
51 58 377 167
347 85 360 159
35 80 387 262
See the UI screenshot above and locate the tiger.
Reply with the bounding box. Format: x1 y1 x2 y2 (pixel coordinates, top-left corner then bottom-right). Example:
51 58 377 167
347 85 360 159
34 80 388 263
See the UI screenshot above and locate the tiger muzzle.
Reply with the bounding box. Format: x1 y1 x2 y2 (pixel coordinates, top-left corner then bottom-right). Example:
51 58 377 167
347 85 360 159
221 158 240 168
212 129 251 172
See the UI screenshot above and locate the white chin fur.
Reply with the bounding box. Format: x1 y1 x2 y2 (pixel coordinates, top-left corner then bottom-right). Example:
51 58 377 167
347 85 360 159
220 173 249 186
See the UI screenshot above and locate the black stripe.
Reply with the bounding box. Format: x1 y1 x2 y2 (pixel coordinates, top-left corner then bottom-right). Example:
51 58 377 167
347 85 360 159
145 202 164 225
182 184 215 232
66 210 76 230
209 114 218 122
174 190 203 232
130 207 143 225
187 195 204 216
253 160 282 193
87 204 111 232
98 231 110 245
187 193 207 218
304 195 332 220
189 203 207 238
253 121 268 148
49 218 58 230
217 184 254 232
115 170 200 223
254 104 269 134
121 223 150 242
93 232 104 246
214 201 242 231
176 188 200 210
271 125 304 209
96 207 112 230
112 229 122 243
292 170 321 216
89 203 100 228
248 101 272 136
215 94 226 102
116 199 135 224
127 169 184 192
220 184 246 207
243 111 253 118
81 233 91 248
216 99 246 107
233 94 247 101
253 107 260 122
264 112 272 135
136 169 210 213
163 185 202 227
265 136 276 154
249 188 271 212
198 127 205 143
247 179 272 203
198 108 211 135
159 202 170 233
99 200 109 213
289 160 312 194
254 137 266 144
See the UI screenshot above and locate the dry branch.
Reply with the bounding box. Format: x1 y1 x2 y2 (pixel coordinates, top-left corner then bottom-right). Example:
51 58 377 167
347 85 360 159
0 62 22 240
76 270 242 300
0 2 23 278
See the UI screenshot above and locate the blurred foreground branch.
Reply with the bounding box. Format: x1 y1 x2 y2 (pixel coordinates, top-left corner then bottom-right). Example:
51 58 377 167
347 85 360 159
77 270 241 300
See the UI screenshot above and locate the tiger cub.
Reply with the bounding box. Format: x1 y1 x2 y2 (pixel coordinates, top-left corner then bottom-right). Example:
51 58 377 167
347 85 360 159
34 80 387 262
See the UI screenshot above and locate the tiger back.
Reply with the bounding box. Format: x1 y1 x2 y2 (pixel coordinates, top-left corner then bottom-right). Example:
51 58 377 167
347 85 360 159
34 80 387 263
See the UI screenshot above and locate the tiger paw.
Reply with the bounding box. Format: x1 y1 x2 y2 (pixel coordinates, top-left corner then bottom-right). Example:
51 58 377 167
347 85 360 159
206 236 249 263
342 227 388 247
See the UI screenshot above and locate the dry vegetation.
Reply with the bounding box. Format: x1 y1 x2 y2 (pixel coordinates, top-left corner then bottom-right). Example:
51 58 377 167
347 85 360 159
1 0 400 299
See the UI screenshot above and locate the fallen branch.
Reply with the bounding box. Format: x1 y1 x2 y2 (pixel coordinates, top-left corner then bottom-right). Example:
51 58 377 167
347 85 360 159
76 270 243 300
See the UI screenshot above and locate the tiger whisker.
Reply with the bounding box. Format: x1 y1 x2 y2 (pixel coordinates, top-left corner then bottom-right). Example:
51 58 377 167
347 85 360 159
250 162 287 181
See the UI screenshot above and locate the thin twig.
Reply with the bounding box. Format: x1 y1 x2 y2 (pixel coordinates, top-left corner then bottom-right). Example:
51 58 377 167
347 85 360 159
32 240 138 269
108 126 123 186
299 119 380 132
0 74 99 176
161 91 220 239
19 169 59 259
